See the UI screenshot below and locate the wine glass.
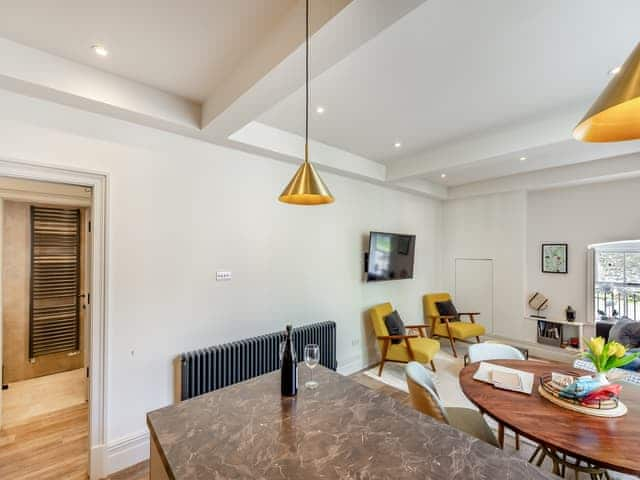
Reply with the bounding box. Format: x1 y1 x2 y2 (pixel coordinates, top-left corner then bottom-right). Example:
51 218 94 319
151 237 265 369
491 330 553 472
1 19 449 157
304 344 320 389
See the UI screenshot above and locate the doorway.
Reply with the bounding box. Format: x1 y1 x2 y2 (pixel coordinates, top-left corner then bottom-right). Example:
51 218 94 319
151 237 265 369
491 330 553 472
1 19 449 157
0 178 92 479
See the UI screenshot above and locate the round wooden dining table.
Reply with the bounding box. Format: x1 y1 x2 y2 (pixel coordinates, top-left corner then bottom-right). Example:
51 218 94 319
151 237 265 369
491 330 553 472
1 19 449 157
459 359 640 477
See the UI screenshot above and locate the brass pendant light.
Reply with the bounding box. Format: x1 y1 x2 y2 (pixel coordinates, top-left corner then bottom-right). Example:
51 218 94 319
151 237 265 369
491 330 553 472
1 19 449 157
574 42 640 142
278 0 334 205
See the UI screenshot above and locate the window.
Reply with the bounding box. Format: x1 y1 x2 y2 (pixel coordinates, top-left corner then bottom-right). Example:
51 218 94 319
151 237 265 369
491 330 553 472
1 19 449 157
595 249 640 321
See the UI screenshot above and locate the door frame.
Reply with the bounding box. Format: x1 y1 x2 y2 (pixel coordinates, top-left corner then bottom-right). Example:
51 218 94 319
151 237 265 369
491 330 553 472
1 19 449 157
0 158 108 479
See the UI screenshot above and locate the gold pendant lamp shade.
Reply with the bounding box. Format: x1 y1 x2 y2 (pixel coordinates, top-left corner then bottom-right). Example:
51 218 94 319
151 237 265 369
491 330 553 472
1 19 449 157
574 42 640 142
278 145 334 205
278 0 334 205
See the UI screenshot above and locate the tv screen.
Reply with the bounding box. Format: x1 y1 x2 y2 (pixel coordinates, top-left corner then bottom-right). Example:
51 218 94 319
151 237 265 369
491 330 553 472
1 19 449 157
366 232 416 282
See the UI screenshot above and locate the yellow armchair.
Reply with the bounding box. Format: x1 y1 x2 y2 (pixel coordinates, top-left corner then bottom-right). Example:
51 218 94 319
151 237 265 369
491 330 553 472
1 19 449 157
423 293 485 357
369 303 440 376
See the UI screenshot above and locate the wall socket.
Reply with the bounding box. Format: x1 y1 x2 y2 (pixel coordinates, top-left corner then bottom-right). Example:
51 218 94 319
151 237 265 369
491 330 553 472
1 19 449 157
351 338 360 346
216 271 232 281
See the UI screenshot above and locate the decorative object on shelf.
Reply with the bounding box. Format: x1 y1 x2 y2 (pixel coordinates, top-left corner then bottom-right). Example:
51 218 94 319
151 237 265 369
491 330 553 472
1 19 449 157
541 243 568 273
573 42 640 142
528 292 549 318
583 336 640 385
565 305 576 322
278 0 334 205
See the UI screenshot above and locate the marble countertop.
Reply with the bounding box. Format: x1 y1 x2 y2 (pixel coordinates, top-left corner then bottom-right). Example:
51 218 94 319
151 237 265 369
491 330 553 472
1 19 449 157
147 366 552 479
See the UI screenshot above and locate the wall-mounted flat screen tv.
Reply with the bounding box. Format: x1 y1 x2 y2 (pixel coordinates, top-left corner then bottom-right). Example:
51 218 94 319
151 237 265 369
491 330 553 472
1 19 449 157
366 232 416 282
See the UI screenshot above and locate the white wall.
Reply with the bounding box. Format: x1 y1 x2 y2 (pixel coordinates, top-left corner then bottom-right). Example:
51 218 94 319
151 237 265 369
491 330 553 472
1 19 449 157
443 191 528 340
527 178 640 324
444 177 640 348
0 90 442 466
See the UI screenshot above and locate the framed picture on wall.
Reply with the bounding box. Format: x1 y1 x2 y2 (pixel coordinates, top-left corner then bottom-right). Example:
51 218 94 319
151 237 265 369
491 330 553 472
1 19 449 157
541 243 568 274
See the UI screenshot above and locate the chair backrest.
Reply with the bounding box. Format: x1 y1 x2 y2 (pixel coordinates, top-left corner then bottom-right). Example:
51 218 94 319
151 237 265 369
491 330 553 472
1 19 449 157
405 361 450 424
467 343 525 363
423 293 452 325
369 303 393 350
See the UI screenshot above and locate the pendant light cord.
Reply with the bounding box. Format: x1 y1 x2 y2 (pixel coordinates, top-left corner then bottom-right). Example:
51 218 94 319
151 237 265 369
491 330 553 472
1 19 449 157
305 0 309 161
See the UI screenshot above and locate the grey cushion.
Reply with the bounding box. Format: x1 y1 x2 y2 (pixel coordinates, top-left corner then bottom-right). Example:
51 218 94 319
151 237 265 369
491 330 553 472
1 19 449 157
436 300 459 319
608 319 640 349
384 310 405 344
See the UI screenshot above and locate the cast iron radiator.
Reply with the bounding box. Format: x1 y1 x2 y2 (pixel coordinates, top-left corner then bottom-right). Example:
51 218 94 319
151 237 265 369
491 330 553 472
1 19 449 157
179 321 337 401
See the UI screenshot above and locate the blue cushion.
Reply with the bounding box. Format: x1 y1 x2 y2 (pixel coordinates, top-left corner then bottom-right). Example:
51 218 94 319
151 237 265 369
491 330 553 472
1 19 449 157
620 348 640 371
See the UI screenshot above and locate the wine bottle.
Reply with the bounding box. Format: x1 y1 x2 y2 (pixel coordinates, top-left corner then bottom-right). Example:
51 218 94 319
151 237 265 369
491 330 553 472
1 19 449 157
281 325 298 397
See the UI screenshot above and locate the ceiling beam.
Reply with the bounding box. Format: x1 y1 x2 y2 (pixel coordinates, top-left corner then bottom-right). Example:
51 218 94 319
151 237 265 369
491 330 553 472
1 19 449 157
0 38 201 138
448 152 640 199
201 0 427 141
386 103 588 182
228 121 447 199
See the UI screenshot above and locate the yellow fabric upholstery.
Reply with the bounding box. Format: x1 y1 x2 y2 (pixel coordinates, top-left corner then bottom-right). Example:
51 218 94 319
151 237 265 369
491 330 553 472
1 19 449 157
423 293 486 339
369 302 394 353
386 338 440 363
433 321 485 339
368 303 440 364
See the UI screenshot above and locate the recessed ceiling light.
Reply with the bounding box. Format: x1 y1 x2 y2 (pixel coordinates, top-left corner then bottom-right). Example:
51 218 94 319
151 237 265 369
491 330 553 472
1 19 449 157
394 141 402 149
520 156 527 161
315 106 325 114
440 173 447 179
608 65 621 76
91 44 109 57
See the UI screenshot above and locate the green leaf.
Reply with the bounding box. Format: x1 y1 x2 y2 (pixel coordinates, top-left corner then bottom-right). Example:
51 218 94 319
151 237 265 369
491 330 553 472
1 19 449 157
610 353 640 369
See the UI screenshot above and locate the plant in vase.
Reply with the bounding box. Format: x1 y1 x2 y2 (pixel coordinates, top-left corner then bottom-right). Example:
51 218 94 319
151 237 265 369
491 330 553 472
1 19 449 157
583 337 640 384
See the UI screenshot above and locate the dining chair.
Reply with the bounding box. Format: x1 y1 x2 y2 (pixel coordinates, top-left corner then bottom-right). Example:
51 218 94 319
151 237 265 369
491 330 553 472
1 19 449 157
405 362 499 448
466 342 526 450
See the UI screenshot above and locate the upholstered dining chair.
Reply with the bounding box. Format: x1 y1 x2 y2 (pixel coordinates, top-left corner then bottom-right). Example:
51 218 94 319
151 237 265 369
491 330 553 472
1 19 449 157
369 303 440 376
466 342 526 450
405 362 499 448
422 293 485 357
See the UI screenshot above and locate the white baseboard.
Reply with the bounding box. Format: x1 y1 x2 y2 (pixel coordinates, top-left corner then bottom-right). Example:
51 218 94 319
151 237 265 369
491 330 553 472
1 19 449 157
103 430 150 477
90 444 105 480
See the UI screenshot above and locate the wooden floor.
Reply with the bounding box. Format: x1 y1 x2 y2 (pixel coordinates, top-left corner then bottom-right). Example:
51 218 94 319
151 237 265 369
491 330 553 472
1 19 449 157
3 368 87 428
0 403 88 480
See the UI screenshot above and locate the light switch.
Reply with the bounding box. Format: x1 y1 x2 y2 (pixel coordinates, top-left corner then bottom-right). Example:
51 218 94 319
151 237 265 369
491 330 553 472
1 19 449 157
216 271 232 281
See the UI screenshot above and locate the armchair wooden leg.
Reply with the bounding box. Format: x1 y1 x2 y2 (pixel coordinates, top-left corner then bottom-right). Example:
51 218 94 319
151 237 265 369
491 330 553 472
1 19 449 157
476 336 481 343
378 339 389 377
430 360 436 372
446 330 458 358
515 432 520 450
498 422 505 448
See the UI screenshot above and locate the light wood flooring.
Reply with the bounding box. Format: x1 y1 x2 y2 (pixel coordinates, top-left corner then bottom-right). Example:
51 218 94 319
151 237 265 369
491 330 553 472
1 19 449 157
2 368 87 428
0 403 88 480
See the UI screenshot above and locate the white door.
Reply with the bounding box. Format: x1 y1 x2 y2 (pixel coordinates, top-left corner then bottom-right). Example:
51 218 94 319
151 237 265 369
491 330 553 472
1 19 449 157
454 258 494 334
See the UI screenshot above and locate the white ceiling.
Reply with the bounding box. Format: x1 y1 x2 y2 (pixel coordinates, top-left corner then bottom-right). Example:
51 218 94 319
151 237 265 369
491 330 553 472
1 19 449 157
259 0 640 165
0 0 639 195
0 0 295 102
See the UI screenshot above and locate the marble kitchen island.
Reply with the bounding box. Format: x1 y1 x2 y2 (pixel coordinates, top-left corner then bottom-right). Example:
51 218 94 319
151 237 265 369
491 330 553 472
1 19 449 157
147 366 551 479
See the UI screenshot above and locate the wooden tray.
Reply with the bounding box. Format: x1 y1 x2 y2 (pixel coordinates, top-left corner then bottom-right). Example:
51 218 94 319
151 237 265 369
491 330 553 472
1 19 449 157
538 385 628 417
